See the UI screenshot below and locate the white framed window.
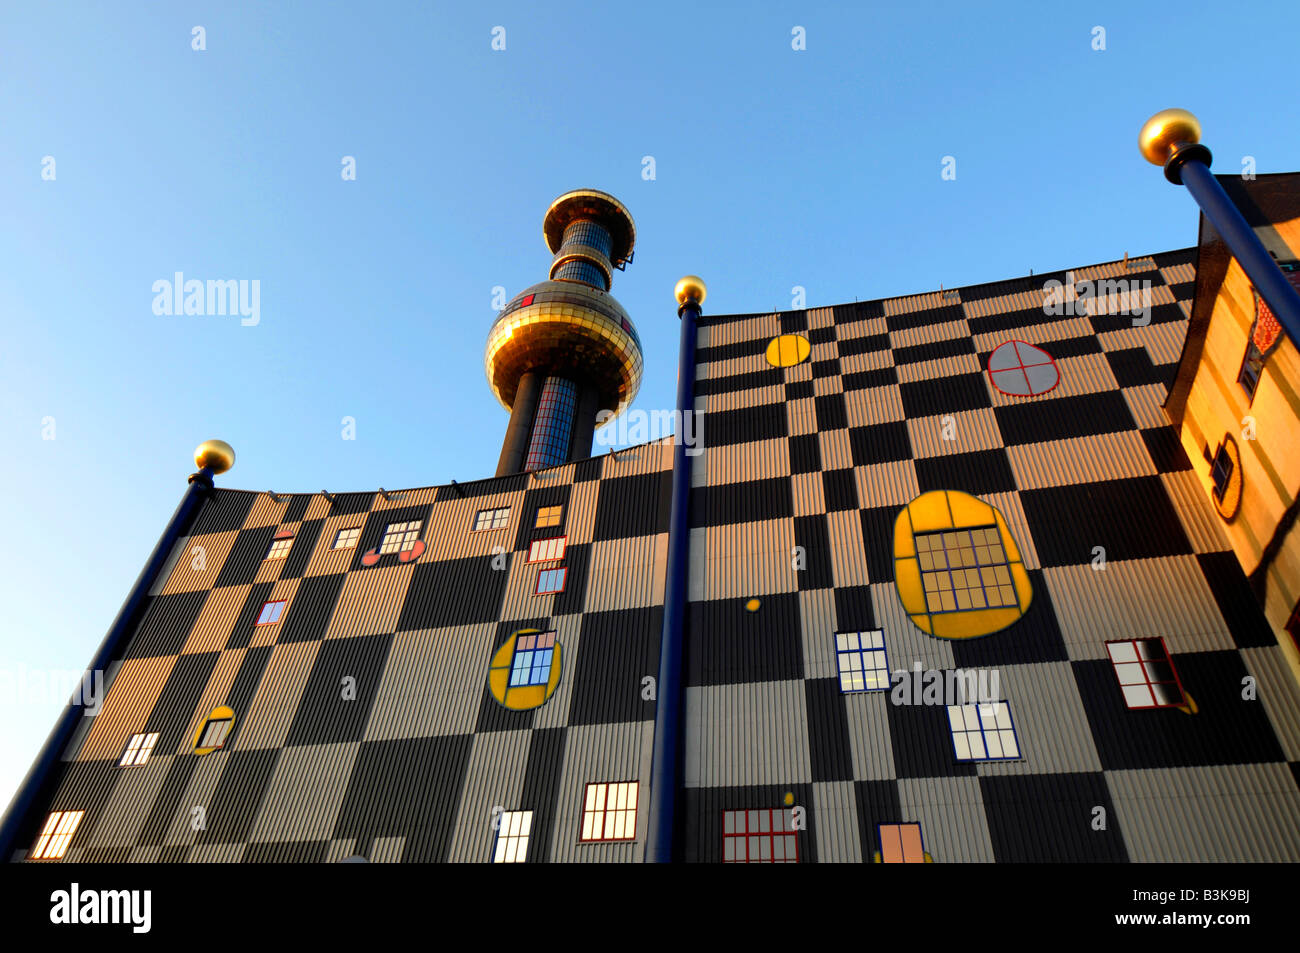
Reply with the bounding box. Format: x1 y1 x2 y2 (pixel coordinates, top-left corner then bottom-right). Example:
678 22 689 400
535 567 567 595
118 732 160 767
378 520 422 555
527 536 567 564
580 782 638 842
835 630 889 693
30 810 84 860
492 810 532 863
332 526 362 550
535 505 563 528
265 536 294 560
473 507 510 531
1105 638 1185 709
947 701 1021 761
722 808 798 863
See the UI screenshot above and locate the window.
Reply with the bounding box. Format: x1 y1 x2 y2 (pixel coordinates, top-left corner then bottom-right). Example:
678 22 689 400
535 505 563 529
835 630 890 693
535 567 567 595
30 811 84 860
1238 339 1265 399
1211 443 1234 502
987 340 1060 397
492 810 532 863
197 716 233 751
722 808 798 863
332 526 362 550
118 732 160 767
877 823 928 863
581 782 639 842
256 600 286 625
473 507 510 531
1106 638 1185 709
265 535 294 560
510 631 556 687
378 520 422 555
947 701 1021 761
916 527 1017 613
527 536 567 564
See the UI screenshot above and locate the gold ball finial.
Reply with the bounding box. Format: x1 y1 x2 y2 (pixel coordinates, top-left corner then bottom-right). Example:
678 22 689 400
194 439 235 474
1139 109 1201 166
675 275 707 306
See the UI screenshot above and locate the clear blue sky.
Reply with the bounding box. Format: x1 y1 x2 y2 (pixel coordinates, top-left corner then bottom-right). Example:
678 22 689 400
2 0 1296 811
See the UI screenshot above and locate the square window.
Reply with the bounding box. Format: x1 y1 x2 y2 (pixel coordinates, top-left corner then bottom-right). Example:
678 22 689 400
255 600 286 625
378 520 422 555
265 536 294 560
332 526 362 550
29 810 84 860
579 781 638 843
835 629 890 693
493 810 532 863
535 505 563 529
914 526 1017 616
878 823 927 863
1105 638 1185 709
947 699 1021 762
473 507 510 531
118 732 160 767
721 808 798 863
535 567 567 595
527 536 567 564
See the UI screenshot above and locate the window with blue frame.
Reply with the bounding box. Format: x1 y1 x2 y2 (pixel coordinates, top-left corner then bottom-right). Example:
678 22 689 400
947 701 1021 761
835 629 890 693
509 631 556 687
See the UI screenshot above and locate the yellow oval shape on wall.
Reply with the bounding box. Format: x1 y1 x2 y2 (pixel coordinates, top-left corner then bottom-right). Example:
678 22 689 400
892 490 1032 640
765 334 811 368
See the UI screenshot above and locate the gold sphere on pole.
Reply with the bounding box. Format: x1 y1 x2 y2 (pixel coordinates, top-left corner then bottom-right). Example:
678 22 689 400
1139 109 1202 166
194 439 235 474
674 275 707 306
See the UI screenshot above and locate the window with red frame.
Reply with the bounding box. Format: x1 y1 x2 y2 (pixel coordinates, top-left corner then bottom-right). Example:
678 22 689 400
1105 637 1185 709
527 537 567 564
722 808 798 863
580 782 638 842
256 600 286 626
535 567 566 595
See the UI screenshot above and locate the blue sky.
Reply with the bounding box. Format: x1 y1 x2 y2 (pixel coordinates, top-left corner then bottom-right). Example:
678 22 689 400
1 0 1296 810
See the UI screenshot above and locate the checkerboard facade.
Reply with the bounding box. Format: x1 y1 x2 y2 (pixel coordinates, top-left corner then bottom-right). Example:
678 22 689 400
15 249 1300 862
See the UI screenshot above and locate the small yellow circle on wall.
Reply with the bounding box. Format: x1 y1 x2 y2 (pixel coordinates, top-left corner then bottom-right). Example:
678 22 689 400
765 334 810 368
745 598 761 612
783 791 794 807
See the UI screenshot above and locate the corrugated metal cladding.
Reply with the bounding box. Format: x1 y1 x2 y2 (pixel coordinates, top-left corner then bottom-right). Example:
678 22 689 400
20 249 1300 864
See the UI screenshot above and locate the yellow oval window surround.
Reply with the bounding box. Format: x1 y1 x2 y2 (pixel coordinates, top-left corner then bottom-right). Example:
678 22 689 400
488 629 563 710
892 490 1032 640
765 334 810 368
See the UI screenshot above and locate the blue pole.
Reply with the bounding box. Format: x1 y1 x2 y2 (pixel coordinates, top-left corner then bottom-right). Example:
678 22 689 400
645 287 702 862
0 468 214 862
1170 150 1300 345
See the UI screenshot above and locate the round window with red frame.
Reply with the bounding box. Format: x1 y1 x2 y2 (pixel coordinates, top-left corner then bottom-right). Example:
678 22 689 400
987 340 1059 397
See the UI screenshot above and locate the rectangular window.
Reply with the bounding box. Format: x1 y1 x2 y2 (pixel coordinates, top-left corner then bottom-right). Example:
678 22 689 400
1238 340 1264 400
1211 444 1234 501
915 527 1016 613
197 717 233 750
492 810 532 863
878 823 927 863
473 507 510 531
265 536 294 560
378 520 422 555
30 810 84 861
255 600 286 625
332 526 362 550
722 808 798 863
527 536 567 564
947 701 1021 761
535 567 567 595
509 631 556 687
835 629 890 693
535 505 563 529
1105 638 1185 709
581 782 639 843
118 732 160 767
